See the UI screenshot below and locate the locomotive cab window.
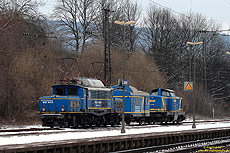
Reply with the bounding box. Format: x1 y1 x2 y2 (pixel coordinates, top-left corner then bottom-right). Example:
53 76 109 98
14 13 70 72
151 91 158 96
116 87 123 90
162 90 170 97
55 88 66 96
68 88 78 96
170 92 176 97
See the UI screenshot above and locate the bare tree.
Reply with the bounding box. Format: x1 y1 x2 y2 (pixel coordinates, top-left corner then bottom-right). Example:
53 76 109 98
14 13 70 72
141 4 230 117
141 5 181 85
0 0 43 24
122 0 141 53
93 0 141 53
93 0 124 42
53 0 97 55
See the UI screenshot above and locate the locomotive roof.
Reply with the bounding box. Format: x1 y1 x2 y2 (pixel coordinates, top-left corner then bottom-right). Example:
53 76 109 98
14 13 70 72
53 78 106 88
129 86 150 96
165 89 175 92
113 85 149 96
151 88 175 93
52 84 112 91
87 87 113 91
80 78 105 88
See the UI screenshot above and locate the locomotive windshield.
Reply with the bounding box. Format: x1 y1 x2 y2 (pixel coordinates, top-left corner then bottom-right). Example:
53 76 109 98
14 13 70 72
68 88 78 96
170 92 176 97
161 90 170 96
54 86 78 96
151 89 177 97
55 88 66 96
151 91 158 96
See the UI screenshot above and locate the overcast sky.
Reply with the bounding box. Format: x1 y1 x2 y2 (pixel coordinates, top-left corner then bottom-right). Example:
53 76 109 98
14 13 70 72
39 0 230 31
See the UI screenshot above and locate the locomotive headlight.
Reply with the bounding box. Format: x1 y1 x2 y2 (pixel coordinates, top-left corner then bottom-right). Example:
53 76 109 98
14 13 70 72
61 105 65 112
42 105 46 112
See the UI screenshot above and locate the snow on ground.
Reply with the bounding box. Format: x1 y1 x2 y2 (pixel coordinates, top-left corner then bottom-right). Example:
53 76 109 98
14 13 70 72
0 121 230 146
0 124 43 130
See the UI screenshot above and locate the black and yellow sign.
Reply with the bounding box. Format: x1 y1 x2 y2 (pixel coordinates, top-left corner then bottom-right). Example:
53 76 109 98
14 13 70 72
184 82 193 91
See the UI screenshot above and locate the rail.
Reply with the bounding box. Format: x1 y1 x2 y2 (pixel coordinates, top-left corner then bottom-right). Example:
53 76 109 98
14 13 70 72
0 127 230 153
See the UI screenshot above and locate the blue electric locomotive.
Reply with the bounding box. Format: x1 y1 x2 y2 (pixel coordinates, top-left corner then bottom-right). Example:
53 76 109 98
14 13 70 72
150 88 185 123
39 78 119 128
112 85 150 125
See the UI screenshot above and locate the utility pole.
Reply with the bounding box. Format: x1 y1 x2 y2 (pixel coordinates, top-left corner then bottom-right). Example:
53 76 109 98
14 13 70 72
186 41 203 129
189 45 192 82
121 24 126 134
188 44 196 129
103 7 111 86
203 39 207 93
114 20 136 134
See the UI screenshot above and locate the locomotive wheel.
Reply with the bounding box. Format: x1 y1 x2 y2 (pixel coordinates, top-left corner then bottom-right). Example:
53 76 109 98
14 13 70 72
63 117 70 128
110 119 115 126
139 119 143 125
116 116 121 125
108 116 115 126
80 117 86 128
64 121 69 128
125 119 130 125
95 119 100 127
86 115 93 127
72 116 79 128
102 116 107 127
95 117 105 127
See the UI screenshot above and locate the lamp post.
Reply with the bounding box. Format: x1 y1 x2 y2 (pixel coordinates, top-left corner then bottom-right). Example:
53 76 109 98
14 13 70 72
114 20 135 133
186 41 203 129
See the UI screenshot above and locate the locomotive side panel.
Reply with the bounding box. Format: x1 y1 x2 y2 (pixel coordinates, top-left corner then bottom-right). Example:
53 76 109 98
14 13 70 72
112 85 150 125
87 88 113 115
113 89 132 114
166 98 181 112
149 96 167 112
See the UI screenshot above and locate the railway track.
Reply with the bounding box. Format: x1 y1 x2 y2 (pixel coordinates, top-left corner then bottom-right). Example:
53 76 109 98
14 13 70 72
0 127 64 137
0 119 230 138
1 126 230 153
0 127 60 133
111 136 230 153
182 119 230 124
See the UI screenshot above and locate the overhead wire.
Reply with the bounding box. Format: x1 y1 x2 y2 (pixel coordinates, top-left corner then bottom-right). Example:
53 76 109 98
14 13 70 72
148 0 190 18
149 0 230 32
224 0 230 6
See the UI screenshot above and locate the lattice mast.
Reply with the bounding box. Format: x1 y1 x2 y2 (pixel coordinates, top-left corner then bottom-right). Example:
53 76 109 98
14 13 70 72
103 5 111 86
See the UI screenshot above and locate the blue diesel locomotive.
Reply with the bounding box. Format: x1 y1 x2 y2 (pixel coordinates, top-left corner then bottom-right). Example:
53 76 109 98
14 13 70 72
112 85 150 125
150 88 185 124
39 78 119 128
112 85 185 125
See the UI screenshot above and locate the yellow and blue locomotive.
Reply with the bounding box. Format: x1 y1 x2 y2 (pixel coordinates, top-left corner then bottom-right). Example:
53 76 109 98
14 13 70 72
39 78 119 128
112 85 150 125
150 88 185 124
112 85 185 125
